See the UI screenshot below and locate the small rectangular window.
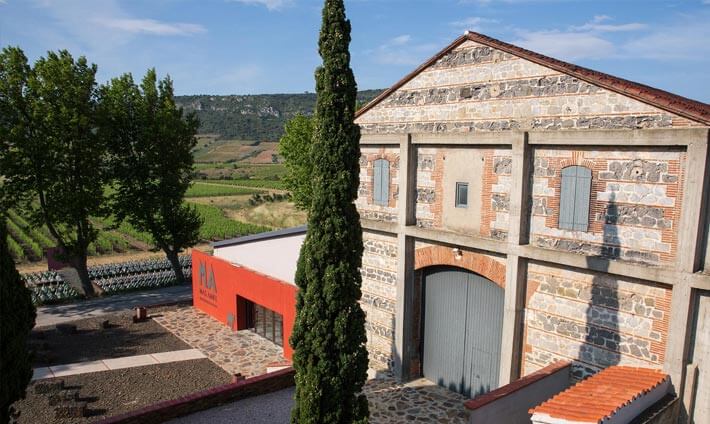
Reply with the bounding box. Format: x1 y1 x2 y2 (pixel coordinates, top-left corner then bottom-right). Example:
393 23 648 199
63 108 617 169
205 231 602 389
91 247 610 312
456 182 468 208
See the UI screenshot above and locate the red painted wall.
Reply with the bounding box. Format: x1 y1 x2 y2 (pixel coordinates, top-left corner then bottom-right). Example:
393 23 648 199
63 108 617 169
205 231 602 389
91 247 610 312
192 249 298 359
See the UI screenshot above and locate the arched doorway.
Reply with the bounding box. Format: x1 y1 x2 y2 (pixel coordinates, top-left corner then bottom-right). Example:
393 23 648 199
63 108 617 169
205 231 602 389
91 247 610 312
422 266 504 398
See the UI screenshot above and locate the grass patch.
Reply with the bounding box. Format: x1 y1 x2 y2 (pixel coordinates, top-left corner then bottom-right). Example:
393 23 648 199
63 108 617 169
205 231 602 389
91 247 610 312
186 182 262 198
227 201 306 229
191 203 271 240
202 179 286 190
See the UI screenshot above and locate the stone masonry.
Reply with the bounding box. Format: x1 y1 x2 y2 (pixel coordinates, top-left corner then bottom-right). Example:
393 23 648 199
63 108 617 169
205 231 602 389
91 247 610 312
355 40 688 135
361 231 398 372
530 148 685 265
524 263 671 380
357 147 400 223
352 32 708 421
482 151 512 241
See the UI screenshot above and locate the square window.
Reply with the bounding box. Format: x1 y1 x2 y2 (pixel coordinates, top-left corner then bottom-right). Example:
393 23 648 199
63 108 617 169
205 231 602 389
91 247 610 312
455 182 468 208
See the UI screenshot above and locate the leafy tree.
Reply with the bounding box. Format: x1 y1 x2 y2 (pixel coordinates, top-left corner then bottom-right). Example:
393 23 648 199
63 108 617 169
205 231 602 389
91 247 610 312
290 1 369 423
279 114 314 210
0 47 109 296
0 219 36 423
100 70 201 284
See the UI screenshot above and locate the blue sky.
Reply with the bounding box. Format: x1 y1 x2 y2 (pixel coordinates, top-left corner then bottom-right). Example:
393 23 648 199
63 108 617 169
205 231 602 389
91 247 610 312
1 0 709 101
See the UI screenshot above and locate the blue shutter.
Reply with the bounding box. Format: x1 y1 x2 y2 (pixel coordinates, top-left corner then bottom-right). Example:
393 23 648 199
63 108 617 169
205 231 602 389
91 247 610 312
573 167 592 231
559 167 577 230
373 160 382 204
373 159 389 206
559 166 592 232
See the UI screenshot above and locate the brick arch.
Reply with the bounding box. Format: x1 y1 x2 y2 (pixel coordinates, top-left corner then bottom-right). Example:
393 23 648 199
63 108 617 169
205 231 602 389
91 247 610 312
559 157 595 171
414 245 506 288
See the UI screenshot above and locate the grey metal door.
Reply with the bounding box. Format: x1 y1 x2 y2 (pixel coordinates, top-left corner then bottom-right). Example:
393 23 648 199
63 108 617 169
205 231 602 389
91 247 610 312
423 266 504 398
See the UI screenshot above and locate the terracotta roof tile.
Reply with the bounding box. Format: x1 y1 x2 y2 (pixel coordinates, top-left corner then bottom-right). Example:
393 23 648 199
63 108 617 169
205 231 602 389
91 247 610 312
356 32 710 126
529 366 669 423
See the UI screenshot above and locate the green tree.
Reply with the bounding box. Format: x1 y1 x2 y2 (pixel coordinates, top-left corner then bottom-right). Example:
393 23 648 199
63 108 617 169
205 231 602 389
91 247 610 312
100 70 201 284
0 220 36 423
279 114 314 210
289 0 369 423
0 47 109 296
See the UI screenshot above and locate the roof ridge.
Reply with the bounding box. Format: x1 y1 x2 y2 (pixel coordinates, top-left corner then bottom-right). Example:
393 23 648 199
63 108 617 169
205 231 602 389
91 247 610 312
355 31 710 125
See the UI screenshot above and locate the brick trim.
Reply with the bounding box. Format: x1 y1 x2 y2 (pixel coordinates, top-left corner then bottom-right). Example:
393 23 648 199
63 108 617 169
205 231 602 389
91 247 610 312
414 245 506 288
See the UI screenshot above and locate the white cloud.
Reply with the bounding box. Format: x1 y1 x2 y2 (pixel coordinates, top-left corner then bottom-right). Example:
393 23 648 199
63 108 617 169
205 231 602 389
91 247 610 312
369 35 439 66
228 0 293 11
450 16 499 32
95 18 206 36
513 30 616 60
509 15 647 61
572 15 646 32
390 35 411 46
622 14 710 59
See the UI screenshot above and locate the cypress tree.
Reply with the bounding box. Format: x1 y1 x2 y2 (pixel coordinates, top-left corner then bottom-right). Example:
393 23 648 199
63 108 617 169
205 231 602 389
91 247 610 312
0 220 36 423
290 0 369 423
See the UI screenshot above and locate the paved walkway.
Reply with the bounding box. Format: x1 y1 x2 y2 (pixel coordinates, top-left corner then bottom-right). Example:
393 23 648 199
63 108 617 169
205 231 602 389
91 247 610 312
32 348 205 381
35 285 192 327
365 377 469 423
153 307 286 377
168 387 295 424
166 377 468 424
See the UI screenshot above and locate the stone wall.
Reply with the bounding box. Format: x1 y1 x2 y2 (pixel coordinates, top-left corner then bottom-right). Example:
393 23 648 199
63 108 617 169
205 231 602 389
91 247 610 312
355 40 692 134
414 147 441 229
482 150 512 241
414 146 511 241
523 262 671 380
530 148 685 265
357 147 400 223
361 230 398 372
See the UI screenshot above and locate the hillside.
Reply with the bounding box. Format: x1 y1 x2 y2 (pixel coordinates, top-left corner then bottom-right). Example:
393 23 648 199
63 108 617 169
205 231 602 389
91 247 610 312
176 89 383 141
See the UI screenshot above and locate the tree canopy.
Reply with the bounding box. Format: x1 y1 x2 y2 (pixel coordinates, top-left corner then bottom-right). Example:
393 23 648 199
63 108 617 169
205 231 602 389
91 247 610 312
279 114 314 210
0 47 110 296
289 0 369 423
100 69 201 284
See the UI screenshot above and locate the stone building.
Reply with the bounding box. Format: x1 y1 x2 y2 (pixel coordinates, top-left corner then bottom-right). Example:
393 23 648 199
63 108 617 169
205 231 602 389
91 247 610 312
354 31 710 421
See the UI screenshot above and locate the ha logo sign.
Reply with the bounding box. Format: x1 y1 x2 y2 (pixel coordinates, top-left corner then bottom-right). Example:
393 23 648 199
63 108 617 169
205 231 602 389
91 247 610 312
198 261 218 307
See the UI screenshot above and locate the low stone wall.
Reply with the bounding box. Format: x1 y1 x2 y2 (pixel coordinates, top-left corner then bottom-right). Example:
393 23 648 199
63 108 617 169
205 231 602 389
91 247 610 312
98 367 295 424
465 361 571 424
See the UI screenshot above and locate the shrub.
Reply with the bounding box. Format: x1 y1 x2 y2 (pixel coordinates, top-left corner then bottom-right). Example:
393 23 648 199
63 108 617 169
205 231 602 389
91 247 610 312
0 221 36 422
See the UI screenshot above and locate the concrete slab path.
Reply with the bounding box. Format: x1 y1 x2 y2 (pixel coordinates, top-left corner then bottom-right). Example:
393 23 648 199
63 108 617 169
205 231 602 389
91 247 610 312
167 387 295 424
32 348 205 381
35 285 192 327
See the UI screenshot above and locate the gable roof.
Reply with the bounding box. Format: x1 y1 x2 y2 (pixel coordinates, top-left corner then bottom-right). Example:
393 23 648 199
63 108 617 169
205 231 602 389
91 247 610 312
355 31 710 126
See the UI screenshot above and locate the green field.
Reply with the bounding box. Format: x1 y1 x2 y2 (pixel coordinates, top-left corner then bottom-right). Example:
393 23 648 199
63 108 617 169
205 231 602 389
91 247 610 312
191 203 270 240
200 179 286 190
186 182 262 197
7 162 302 265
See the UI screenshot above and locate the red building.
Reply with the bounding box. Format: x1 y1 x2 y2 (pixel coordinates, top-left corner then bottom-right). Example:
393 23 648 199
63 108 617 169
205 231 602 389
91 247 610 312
192 226 305 359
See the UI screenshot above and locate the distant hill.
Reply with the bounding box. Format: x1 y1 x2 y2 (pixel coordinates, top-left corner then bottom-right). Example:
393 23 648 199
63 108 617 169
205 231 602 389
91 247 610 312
176 89 383 141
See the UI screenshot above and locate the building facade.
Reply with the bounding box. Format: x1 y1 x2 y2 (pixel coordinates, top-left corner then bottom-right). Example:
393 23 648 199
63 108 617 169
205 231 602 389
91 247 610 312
354 32 710 420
